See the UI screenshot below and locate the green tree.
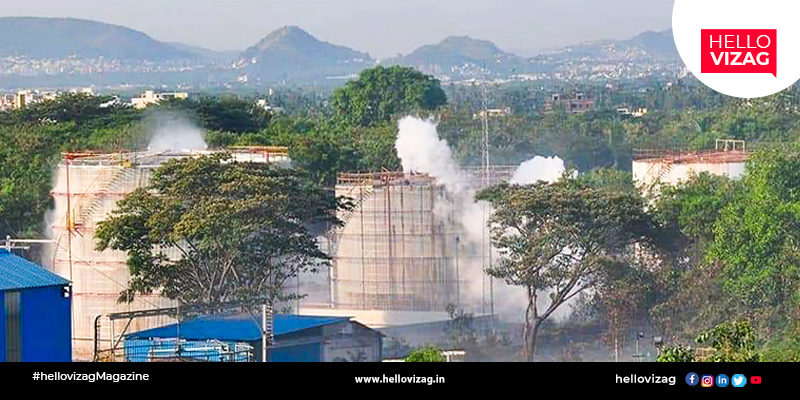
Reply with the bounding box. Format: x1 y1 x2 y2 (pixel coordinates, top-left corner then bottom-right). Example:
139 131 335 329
709 148 800 320
658 320 760 362
331 66 447 128
761 327 800 362
696 320 760 362
95 153 343 306
656 344 696 362
0 125 61 237
405 346 446 362
650 173 741 337
477 177 662 361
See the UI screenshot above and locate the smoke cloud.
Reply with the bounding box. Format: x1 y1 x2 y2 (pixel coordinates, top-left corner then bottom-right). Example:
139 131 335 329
396 117 468 194
395 116 569 321
145 112 208 152
510 156 566 185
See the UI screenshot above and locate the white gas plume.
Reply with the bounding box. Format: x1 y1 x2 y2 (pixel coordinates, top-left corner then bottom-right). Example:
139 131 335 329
510 156 566 185
395 116 569 321
396 116 468 194
146 112 208 152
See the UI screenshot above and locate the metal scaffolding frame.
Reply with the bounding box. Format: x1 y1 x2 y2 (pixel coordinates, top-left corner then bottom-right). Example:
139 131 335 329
329 167 516 313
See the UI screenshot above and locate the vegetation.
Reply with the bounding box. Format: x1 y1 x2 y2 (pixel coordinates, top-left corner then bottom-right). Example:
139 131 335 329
656 344 696 363
4 66 800 360
95 154 344 306
658 320 760 362
476 176 664 361
331 65 447 128
443 304 515 362
405 347 446 363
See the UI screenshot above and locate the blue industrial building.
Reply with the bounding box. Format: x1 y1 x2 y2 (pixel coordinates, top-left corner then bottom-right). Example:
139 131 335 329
125 314 383 362
0 249 72 362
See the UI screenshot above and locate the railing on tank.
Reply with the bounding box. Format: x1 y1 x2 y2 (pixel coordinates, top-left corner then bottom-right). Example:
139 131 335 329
632 140 751 162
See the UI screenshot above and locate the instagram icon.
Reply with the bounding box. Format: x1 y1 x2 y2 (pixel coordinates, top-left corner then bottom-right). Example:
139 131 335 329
701 375 715 388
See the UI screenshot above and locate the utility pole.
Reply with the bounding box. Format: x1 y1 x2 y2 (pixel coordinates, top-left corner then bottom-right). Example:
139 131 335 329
455 236 460 306
262 303 268 362
261 303 273 362
481 60 495 317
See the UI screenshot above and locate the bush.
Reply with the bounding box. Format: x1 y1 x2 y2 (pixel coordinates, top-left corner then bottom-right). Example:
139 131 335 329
657 344 696 362
405 347 446 362
761 337 800 362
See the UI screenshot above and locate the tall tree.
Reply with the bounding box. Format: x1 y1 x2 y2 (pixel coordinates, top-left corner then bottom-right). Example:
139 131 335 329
710 147 800 320
95 153 344 308
650 172 741 337
477 177 661 361
0 125 61 237
330 65 447 128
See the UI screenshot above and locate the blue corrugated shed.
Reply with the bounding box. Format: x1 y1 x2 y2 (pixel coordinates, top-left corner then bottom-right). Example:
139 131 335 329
20 286 72 361
0 250 72 362
0 249 70 291
126 314 349 342
0 291 4 362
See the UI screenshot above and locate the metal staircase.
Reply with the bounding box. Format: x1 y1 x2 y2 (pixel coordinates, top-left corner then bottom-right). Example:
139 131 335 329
326 178 375 256
73 167 136 231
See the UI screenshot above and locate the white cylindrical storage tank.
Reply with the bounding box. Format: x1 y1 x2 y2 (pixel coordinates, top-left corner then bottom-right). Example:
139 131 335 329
332 173 460 312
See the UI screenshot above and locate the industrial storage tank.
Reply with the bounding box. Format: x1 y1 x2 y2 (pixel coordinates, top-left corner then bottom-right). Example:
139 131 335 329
328 167 515 314
632 140 749 189
331 172 459 312
48 147 290 360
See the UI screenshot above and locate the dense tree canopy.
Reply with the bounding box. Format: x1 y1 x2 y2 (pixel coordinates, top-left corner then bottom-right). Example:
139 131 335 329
3 74 800 358
710 148 800 316
0 125 62 237
330 65 447 127
95 154 344 307
477 176 663 361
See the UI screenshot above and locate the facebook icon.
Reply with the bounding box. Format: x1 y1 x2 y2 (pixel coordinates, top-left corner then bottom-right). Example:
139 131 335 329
686 372 699 386
716 374 730 387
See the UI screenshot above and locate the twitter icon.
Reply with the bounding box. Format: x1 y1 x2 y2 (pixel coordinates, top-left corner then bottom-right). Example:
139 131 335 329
732 374 747 387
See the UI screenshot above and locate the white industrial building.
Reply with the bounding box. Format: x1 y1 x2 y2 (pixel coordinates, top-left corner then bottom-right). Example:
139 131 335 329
633 140 748 189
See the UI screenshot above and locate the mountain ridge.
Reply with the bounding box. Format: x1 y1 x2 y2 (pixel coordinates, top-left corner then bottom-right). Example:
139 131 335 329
0 17 195 61
236 25 374 82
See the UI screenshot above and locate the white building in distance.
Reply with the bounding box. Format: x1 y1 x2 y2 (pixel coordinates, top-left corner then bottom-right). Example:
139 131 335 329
131 90 189 109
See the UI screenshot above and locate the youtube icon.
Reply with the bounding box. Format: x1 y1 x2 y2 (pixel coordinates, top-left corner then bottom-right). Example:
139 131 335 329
751 376 763 385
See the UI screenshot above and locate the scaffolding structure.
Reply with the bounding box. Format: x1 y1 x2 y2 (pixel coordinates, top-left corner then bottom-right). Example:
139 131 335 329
48 147 289 360
329 167 515 313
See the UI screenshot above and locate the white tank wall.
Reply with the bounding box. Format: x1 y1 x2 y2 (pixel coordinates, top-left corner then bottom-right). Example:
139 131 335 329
332 182 464 312
48 150 287 359
49 164 178 359
633 160 746 188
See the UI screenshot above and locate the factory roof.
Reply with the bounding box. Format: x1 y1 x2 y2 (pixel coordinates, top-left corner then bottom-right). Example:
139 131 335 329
0 249 71 292
125 314 350 342
632 149 749 164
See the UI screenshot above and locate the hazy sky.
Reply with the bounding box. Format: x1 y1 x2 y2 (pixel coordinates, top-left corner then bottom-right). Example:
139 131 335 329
0 0 674 58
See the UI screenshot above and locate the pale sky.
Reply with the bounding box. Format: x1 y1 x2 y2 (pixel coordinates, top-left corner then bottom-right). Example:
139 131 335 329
0 0 675 58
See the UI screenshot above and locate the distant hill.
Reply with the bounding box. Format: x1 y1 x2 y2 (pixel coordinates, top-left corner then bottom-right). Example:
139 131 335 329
236 26 374 82
0 17 195 60
523 29 681 80
388 36 526 79
533 29 678 63
627 29 678 60
168 42 240 64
